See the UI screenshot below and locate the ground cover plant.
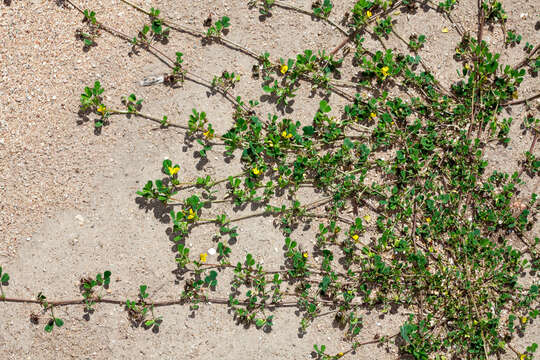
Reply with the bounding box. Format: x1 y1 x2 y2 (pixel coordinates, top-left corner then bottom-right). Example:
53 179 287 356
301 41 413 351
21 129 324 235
1 0 539 359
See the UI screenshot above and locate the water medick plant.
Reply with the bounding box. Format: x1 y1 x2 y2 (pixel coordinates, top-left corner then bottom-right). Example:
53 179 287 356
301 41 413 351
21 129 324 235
2 0 539 359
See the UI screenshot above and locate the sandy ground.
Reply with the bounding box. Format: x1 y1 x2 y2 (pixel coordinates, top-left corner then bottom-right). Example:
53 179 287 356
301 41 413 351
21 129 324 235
0 0 539 359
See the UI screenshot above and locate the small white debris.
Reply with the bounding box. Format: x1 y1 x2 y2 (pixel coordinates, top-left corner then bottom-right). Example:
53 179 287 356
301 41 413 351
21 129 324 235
520 13 528 20
208 247 216 255
75 214 85 224
140 75 164 86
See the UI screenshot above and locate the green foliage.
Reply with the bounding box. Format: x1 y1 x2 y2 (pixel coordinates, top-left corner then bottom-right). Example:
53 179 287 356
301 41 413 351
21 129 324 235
408 34 426 52
212 70 241 92
36 292 64 333
248 0 275 16
132 7 169 45
80 271 111 310
374 16 393 38
122 93 143 113
80 81 107 128
126 285 162 328
482 0 507 24
188 108 208 133
312 0 333 18
6 1 540 358
0 266 9 299
80 81 104 111
505 30 522 46
76 9 99 47
206 16 230 38
438 0 457 12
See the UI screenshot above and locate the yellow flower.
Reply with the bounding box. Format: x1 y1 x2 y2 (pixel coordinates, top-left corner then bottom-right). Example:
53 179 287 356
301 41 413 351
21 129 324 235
281 130 293 139
521 316 527 324
370 112 377 119
280 64 288 75
426 217 431 224
97 104 107 114
363 214 371 222
366 10 372 17
352 234 359 242
441 27 449 33
252 167 261 176
303 252 308 258
187 208 196 220
203 129 213 139
200 253 207 263
520 354 527 360
168 166 180 176
464 63 471 70
381 66 390 79
336 352 344 358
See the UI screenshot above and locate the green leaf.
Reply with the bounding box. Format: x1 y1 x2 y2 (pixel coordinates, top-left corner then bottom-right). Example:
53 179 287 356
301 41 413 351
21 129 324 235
140 285 149 298
44 322 54 332
319 100 331 113
303 126 315 136
0 273 7 283
343 137 354 149
162 159 172 174
54 318 64 327
400 323 414 345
